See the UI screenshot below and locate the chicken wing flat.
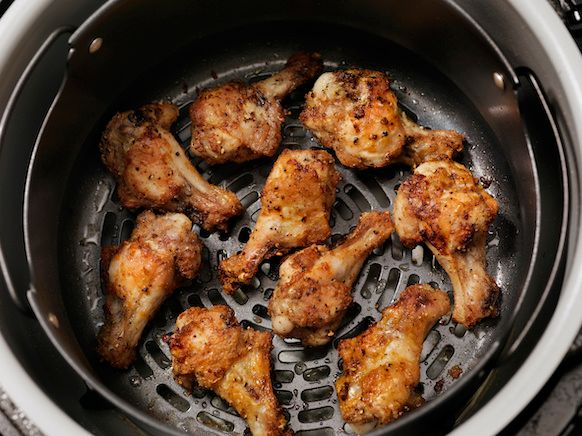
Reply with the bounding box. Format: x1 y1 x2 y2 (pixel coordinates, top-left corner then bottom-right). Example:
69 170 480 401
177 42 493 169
393 160 500 327
100 102 243 232
300 69 463 169
169 305 291 436
219 149 340 294
189 52 323 164
336 284 451 433
269 211 393 346
97 211 202 368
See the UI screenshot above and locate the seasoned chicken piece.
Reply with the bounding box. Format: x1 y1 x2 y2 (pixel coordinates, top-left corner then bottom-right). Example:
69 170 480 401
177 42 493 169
97 211 202 368
336 284 451 433
100 102 243 232
219 149 340 294
169 305 291 436
189 52 323 164
393 160 499 327
395 113 464 167
300 69 463 169
269 211 393 346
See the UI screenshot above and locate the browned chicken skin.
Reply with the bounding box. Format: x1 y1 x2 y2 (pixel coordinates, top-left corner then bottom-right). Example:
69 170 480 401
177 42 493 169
169 305 292 436
336 285 451 433
300 69 463 169
189 52 323 164
269 211 393 346
97 211 202 369
393 160 500 327
219 149 340 294
100 102 243 232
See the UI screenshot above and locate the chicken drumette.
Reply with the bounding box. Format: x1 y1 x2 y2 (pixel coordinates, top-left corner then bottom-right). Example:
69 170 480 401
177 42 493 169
97 211 202 369
219 149 340 294
100 102 243 232
393 160 500 327
269 211 393 346
189 52 323 164
336 284 451 433
300 69 463 169
169 305 291 436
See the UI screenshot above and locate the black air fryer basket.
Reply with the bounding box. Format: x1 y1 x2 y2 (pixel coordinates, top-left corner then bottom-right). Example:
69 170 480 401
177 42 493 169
10 0 571 435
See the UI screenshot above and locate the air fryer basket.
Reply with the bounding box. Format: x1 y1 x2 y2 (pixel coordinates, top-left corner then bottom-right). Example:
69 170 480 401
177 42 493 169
22 1 568 435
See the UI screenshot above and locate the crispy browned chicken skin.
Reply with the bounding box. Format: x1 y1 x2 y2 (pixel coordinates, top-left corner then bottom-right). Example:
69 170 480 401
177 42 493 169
219 149 340 294
336 284 451 433
300 69 463 169
393 160 500 327
100 102 243 232
269 211 393 346
97 211 202 369
189 52 323 164
169 305 292 436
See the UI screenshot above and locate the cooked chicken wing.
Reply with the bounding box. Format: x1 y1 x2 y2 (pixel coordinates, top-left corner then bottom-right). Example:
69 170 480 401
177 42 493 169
393 160 499 327
336 284 451 433
396 113 464 167
269 211 393 346
97 211 202 368
300 69 463 169
219 149 340 294
189 52 323 164
169 305 291 436
100 102 243 232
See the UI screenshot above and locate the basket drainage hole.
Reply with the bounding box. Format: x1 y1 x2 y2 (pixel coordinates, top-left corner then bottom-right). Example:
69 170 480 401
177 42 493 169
344 184 371 212
420 330 441 362
238 227 252 243
252 304 270 320
275 390 294 405
426 345 454 380
197 411 234 433
359 175 390 208
208 288 228 307
188 293 205 308
333 198 353 221
133 355 153 379
211 395 238 416
100 212 117 247
334 316 375 348
376 268 401 312
279 347 328 364
120 218 134 243
301 386 333 402
145 340 171 369
360 263 382 299
156 384 190 412
303 365 331 382
298 406 334 423
406 274 420 287
274 370 294 383
296 428 335 436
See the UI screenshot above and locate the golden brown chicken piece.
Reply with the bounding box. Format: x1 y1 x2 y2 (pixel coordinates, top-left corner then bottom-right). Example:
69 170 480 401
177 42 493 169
100 102 243 232
393 160 499 327
300 69 463 169
269 211 393 346
336 284 451 433
189 52 323 164
219 149 340 294
169 305 291 436
97 211 202 369
396 113 464 167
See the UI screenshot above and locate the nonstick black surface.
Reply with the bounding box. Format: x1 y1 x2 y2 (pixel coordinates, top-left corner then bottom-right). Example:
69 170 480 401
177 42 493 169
59 23 521 435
